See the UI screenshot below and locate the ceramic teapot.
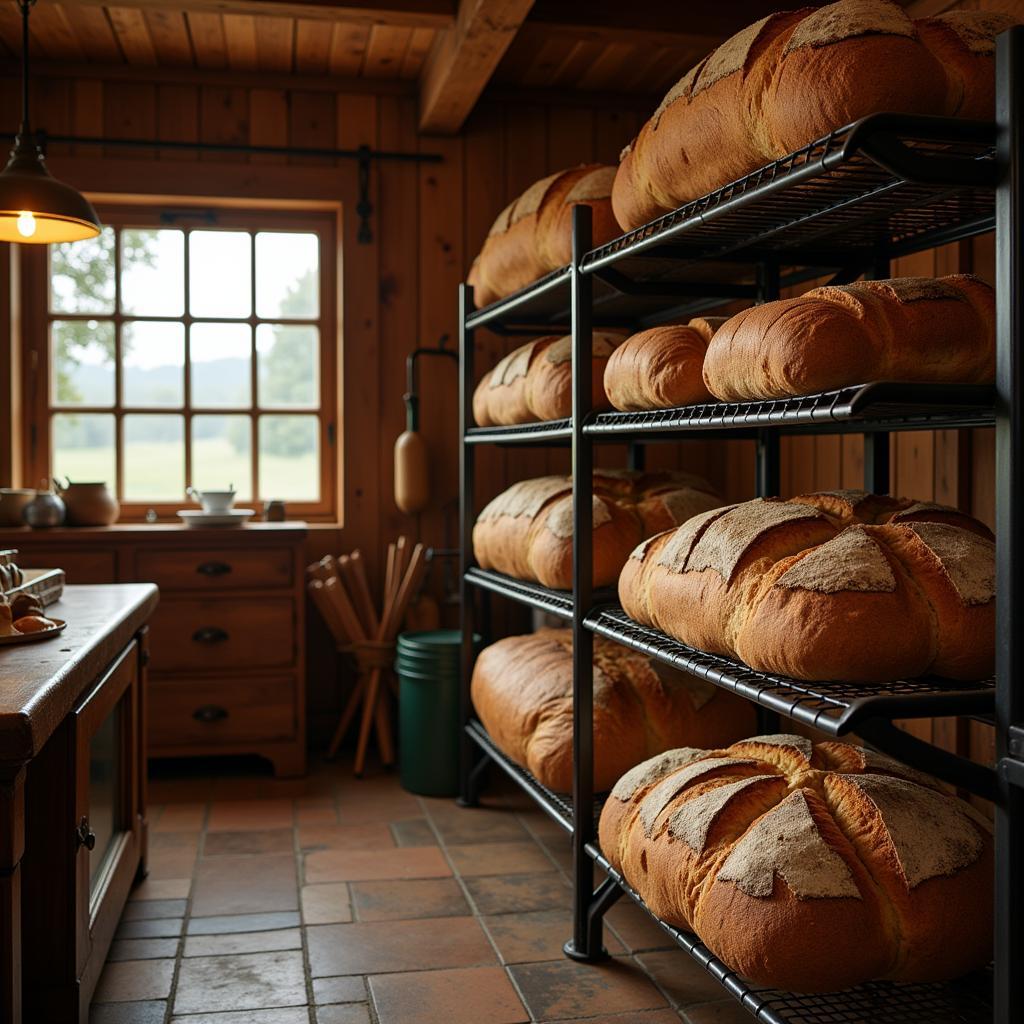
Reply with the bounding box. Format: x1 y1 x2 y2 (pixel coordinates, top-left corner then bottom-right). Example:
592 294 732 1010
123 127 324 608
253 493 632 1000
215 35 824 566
23 482 66 529
55 478 119 527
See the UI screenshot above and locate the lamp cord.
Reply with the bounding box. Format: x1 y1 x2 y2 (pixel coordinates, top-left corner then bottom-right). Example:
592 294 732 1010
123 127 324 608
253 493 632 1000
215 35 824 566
18 0 35 133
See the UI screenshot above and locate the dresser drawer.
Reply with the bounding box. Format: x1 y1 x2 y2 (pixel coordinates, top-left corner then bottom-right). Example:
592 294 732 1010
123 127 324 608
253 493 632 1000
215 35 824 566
15 548 116 584
149 598 295 671
148 677 296 746
137 547 293 591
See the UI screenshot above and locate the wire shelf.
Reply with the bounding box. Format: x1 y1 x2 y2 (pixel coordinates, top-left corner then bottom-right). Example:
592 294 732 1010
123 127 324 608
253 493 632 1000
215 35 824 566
587 845 991 1024
465 567 577 619
588 606 995 735
465 418 572 445
587 382 995 437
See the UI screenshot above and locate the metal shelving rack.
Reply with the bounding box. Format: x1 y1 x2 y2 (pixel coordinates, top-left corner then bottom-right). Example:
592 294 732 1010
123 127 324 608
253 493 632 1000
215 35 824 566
459 29 1021 1024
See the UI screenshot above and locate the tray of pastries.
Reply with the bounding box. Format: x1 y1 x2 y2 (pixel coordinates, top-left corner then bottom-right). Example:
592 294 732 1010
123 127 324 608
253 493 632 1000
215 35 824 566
0 592 66 645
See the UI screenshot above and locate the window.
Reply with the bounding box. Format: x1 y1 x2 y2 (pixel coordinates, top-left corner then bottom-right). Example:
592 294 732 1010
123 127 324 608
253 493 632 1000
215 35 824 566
31 206 337 519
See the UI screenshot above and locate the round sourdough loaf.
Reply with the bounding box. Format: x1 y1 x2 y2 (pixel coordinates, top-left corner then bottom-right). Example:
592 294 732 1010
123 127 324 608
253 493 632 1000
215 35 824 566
618 490 994 682
470 629 756 792
473 471 722 590
702 274 995 402
598 734 993 991
603 318 727 411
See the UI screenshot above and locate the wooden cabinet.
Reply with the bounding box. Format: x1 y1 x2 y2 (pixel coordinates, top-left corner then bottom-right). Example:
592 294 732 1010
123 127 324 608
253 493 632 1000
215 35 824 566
0 524 308 778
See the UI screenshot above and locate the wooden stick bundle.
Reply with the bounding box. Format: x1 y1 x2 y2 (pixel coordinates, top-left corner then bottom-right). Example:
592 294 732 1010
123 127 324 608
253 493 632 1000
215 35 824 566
307 536 429 775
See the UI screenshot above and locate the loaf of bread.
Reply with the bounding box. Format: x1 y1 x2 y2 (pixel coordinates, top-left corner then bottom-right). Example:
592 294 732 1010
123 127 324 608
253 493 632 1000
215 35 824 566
473 332 625 426
599 733 993 991
612 1 1015 232
603 318 726 411
474 470 722 590
470 165 620 308
471 629 756 792
619 490 994 682
701 275 995 402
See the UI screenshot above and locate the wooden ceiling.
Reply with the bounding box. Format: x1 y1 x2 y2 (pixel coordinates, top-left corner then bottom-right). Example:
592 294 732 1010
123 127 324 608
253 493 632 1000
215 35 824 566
0 0 950 132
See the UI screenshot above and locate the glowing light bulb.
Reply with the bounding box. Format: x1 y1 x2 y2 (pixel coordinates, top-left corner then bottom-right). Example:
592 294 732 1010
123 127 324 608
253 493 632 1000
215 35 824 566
16 211 36 238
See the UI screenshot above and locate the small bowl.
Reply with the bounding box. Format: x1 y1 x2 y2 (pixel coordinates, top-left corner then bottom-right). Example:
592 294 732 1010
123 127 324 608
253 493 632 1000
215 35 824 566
0 489 34 527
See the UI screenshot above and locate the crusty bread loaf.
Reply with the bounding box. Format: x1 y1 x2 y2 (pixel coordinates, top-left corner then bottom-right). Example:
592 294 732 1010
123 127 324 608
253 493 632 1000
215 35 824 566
473 332 625 427
470 164 620 308
702 274 995 402
474 471 721 590
619 490 994 682
612 0 995 232
603 318 727 411
471 629 756 792
598 733 993 991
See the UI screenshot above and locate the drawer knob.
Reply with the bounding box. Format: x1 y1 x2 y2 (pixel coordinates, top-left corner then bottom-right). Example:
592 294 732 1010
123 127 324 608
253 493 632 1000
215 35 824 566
197 560 232 577
193 704 229 723
75 816 96 851
192 626 229 645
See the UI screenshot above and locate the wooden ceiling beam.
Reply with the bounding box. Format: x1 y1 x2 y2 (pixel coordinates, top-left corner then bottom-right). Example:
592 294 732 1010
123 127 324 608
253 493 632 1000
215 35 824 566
57 0 455 29
418 0 533 133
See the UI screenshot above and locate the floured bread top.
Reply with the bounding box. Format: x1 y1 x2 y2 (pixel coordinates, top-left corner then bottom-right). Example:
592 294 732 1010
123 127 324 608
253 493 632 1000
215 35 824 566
639 757 758 837
646 488 722 528
738 732 815 764
786 0 915 54
686 499 823 582
511 171 563 225
566 166 616 203
611 747 707 802
669 775 779 852
478 476 569 522
650 58 707 131
718 789 862 899
693 14 776 96
629 531 669 563
656 504 736 573
862 276 966 305
844 773 985 888
907 522 995 606
777 526 897 594
543 332 622 366
487 338 549 388
929 11 1019 55
488 200 517 238
543 494 614 540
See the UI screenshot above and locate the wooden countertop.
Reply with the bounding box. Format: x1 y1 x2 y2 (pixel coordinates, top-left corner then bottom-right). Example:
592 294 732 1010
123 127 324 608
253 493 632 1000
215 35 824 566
0 584 159 765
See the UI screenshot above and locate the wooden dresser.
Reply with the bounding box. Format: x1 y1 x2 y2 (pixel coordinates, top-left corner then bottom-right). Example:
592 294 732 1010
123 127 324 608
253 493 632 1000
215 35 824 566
0 524 307 778
0 584 158 1024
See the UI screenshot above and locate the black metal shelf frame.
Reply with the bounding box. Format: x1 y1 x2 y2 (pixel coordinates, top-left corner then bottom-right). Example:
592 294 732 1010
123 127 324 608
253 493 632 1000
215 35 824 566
459 32 1020 1024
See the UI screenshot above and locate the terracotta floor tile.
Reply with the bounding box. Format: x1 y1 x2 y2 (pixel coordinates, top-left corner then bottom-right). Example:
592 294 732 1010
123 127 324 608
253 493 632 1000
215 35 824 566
107 938 180 962
122 899 188 921
191 854 298 916
129 878 192 901
307 917 496 976
390 819 437 847
173 950 306 1014
297 822 395 851
316 1005 372 1024
302 883 353 925
207 798 295 832
114 918 184 940
682 1001 755 1024
297 804 340 825
446 842 555 877
606 901 678 953
170 1008 311 1024
313 976 366 1004
462 873 569 916
304 846 451 884
336 790 421 824
509 957 669 1020
637 950 734 1008
424 804 530 845
187 911 300 935
93 959 176 1003
89 999 166 1023
369 965 528 1024
152 803 206 833
203 829 295 856
548 1013 683 1024
350 878 469 921
483 908 623 964
147 834 199 880
184 927 303 958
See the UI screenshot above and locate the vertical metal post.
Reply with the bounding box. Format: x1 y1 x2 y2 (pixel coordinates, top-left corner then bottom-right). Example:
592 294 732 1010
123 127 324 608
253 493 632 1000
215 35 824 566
865 256 892 494
627 441 646 472
995 26 1024 1024
458 283 478 807
564 205 604 962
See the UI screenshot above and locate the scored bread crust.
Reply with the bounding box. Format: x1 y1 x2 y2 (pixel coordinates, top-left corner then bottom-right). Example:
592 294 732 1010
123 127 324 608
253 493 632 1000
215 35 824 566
598 733 993 991
470 630 756 792
701 274 995 402
619 491 994 682
474 472 722 590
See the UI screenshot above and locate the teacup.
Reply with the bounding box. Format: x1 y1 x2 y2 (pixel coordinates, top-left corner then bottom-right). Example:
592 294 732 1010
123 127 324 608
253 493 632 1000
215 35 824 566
187 487 236 515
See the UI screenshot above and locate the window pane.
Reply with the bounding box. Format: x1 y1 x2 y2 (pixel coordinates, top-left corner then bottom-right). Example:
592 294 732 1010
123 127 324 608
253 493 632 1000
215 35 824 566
120 229 184 316
192 415 252 499
190 231 251 318
255 232 319 319
258 415 318 501
191 323 252 408
256 325 319 409
52 413 115 485
51 320 115 407
123 415 184 500
50 227 115 314
123 321 184 408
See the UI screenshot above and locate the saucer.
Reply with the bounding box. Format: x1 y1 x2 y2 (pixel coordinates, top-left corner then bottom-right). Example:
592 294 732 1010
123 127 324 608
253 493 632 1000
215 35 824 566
177 509 256 528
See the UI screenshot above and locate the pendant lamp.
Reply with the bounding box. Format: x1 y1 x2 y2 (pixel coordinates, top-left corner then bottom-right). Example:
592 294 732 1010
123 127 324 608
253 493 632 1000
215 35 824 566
0 0 101 244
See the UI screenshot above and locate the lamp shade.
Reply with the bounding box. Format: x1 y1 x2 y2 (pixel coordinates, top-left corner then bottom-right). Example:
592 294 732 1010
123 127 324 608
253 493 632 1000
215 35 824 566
0 133 100 244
